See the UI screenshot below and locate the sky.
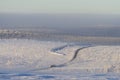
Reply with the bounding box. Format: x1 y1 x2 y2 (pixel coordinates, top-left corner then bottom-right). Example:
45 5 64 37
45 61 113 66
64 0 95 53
0 0 120 14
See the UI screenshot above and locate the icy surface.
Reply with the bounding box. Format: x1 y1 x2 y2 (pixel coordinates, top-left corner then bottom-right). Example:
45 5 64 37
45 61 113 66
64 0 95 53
0 39 120 79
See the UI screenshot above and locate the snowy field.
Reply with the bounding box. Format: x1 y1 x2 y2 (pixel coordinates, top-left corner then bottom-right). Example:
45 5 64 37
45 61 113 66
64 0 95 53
0 39 120 80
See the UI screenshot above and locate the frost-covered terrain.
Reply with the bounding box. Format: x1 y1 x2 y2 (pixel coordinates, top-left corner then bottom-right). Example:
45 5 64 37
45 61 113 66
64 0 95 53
0 39 120 80
0 29 120 80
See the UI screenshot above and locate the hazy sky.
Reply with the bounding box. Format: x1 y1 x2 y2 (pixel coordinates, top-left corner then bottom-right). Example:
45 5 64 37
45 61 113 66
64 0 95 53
0 0 120 14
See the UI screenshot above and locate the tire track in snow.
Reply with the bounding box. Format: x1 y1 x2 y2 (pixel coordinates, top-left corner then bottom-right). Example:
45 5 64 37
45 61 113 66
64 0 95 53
69 46 92 62
50 45 92 68
29 45 92 72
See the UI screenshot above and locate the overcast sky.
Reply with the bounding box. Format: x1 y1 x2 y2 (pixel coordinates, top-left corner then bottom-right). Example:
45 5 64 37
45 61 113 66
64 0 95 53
0 0 120 14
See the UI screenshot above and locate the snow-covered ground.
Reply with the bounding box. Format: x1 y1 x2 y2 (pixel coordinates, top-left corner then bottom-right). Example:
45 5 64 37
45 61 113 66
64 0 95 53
0 39 120 80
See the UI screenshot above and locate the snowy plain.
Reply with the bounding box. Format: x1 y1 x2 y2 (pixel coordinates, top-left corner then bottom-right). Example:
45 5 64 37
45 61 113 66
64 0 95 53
0 30 120 80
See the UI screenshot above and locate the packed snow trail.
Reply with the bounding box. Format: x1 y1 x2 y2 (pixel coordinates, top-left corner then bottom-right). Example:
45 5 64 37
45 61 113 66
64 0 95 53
28 45 92 72
50 46 92 68
30 45 92 72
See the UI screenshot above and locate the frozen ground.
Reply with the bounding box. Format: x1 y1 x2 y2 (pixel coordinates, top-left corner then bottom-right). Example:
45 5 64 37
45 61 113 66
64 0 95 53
0 39 120 80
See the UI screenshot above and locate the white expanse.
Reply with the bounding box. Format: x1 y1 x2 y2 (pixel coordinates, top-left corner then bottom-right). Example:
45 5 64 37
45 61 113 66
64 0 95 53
0 39 120 80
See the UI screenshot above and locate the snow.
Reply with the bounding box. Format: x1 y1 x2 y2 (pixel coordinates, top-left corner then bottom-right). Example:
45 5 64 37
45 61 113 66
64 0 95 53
0 39 120 79
55 46 120 73
0 39 70 72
